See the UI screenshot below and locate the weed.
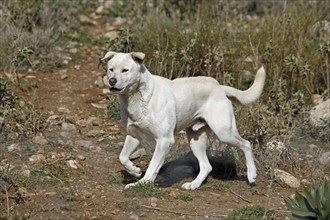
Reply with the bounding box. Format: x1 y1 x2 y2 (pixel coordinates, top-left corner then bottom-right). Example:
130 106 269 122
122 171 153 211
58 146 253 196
175 192 193 202
201 179 231 191
126 182 164 198
118 200 141 212
59 190 78 202
226 205 276 220
109 174 124 185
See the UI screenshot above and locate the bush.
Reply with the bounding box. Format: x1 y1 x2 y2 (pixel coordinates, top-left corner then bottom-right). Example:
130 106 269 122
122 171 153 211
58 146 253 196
104 0 329 144
0 0 82 73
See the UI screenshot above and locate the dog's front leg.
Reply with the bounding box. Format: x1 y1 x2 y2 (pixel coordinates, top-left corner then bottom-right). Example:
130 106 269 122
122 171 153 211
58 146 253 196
119 135 142 178
125 137 174 189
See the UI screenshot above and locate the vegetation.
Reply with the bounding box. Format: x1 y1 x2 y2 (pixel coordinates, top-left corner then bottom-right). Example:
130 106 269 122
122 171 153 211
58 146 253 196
225 204 275 220
285 179 330 220
126 182 164 198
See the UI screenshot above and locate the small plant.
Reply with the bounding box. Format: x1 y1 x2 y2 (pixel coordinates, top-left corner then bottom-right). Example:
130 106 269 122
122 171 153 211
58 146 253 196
284 179 330 220
126 182 163 198
118 201 141 212
226 205 274 220
176 192 193 202
109 174 124 184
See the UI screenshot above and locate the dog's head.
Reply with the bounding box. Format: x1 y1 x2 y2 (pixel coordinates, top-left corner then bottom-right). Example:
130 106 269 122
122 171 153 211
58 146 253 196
101 51 145 94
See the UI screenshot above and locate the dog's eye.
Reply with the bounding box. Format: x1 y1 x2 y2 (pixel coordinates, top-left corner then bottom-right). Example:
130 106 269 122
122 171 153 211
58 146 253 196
122 68 129 73
109 68 113 72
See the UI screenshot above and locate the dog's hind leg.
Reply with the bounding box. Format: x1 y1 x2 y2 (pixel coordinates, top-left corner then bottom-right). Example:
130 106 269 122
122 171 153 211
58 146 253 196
119 135 142 178
182 126 212 190
204 101 257 184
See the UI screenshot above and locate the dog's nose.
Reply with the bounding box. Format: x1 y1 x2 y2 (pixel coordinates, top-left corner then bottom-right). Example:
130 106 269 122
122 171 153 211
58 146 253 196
109 77 117 86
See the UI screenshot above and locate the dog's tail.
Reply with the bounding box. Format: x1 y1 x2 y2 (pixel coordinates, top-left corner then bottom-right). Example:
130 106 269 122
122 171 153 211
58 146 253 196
222 66 266 105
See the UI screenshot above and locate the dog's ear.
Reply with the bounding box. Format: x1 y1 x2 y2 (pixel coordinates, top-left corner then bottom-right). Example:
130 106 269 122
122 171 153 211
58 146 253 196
101 51 116 61
130 52 145 64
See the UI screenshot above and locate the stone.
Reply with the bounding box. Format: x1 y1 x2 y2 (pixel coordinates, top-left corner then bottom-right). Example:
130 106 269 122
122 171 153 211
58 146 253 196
69 48 78 54
94 76 104 88
29 154 46 163
318 151 330 166
266 141 287 154
129 148 147 160
79 15 97 25
67 160 78 169
32 135 48 145
8 143 19 152
87 129 105 137
75 140 93 149
58 107 70 114
309 99 330 140
87 117 103 126
311 94 323 106
61 122 77 131
21 169 31 177
77 155 86 161
103 31 118 41
274 169 300 188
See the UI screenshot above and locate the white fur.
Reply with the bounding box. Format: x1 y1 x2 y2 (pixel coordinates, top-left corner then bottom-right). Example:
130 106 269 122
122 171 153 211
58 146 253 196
102 52 266 190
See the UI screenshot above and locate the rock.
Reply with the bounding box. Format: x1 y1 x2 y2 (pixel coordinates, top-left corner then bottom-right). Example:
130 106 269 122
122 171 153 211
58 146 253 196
58 107 70 114
112 17 126 27
301 179 311 187
77 155 86 161
61 122 77 131
311 94 323 106
94 76 104 88
274 169 300 188
129 214 139 220
91 103 108 109
87 117 103 126
67 160 78 169
79 15 97 25
45 191 57 197
318 151 330 166
129 148 147 160
76 119 88 127
69 48 78 54
61 74 68 80
74 65 80 70
62 60 69 65
87 129 105 137
102 88 110 94
29 154 46 163
81 190 92 199
8 143 19 152
266 141 287 154
96 5 104 14
103 31 118 41
32 135 48 145
309 99 330 140
21 169 31 177
75 140 93 149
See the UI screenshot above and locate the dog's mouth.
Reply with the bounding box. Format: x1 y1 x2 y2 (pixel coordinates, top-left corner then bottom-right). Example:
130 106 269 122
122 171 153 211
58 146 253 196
109 87 125 93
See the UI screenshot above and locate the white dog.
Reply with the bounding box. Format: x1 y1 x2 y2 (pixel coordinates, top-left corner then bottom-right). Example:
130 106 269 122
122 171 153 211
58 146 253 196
101 51 266 190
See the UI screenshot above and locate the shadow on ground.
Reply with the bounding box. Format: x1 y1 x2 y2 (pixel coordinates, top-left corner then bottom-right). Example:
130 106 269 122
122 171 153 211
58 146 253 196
121 151 239 187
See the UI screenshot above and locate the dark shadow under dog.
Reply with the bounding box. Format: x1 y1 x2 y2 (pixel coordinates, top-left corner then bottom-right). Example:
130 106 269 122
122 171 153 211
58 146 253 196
121 151 239 187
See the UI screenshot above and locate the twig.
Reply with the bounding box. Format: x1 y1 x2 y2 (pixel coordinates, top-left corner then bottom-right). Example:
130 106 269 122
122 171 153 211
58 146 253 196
141 204 227 218
229 188 252 203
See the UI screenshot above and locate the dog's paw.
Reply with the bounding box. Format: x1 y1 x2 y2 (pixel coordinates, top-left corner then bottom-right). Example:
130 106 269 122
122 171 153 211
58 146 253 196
181 182 200 190
124 182 138 190
247 170 257 184
127 167 142 178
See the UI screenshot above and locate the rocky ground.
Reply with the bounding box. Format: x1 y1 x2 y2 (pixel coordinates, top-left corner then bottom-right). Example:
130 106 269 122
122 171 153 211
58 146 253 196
1 6 329 220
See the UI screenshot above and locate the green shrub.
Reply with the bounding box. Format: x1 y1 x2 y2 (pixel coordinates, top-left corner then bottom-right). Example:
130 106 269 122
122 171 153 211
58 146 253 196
285 179 330 220
226 204 275 220
126 182 164 198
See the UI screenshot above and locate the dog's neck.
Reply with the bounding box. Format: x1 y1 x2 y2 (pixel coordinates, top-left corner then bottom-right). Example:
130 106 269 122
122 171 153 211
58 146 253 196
119 66 154 121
